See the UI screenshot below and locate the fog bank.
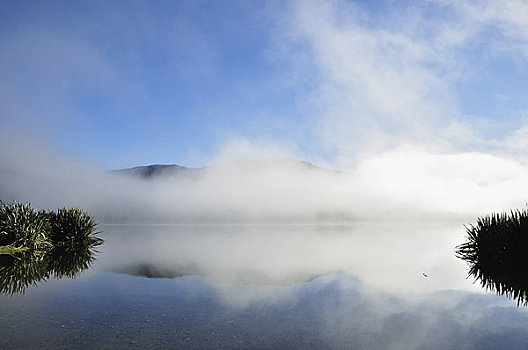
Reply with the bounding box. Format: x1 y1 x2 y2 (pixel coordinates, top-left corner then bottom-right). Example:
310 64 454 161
1 135 528 222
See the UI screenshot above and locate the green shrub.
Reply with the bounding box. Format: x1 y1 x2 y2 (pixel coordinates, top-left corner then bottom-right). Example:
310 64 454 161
456 208 528 305
47 207 102 250
0 202 52 250
0 201 102 252
0 203 103 294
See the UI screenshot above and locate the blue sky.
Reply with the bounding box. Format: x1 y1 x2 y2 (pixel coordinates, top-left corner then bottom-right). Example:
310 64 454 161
2 0 528 169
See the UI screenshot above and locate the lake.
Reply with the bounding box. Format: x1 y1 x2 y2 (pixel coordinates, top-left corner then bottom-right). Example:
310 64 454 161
2 221 528 349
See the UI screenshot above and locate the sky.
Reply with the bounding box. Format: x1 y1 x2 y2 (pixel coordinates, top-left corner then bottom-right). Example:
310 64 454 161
3 0 528 221
2 0 528 170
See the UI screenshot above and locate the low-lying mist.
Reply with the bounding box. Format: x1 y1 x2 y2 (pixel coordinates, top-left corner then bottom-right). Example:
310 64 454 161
1 136 527 223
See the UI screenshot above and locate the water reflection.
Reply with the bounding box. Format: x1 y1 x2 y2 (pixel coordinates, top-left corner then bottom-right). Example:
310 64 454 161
98 222 473 294
113 261 326 285
4 222 528 349
0 241 101 295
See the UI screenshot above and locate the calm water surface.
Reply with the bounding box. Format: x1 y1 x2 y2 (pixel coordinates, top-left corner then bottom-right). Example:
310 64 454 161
2 221 528 349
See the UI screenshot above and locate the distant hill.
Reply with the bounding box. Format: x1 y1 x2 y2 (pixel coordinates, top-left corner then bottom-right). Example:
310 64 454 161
110 164 203 179
110 159 334 180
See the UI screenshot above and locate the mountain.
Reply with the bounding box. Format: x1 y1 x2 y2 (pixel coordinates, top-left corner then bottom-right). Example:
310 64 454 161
109 164 203 179
111 159 334 180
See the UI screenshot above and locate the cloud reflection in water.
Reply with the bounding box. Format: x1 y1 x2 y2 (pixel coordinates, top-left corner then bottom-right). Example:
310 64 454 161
97 221 476 300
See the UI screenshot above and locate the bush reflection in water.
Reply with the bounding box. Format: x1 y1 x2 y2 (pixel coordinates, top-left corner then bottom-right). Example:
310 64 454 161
0 236 102 295
456 208 528 306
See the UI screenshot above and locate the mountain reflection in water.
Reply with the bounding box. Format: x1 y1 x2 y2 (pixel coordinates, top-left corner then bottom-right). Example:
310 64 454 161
96 222 473 295
0 241 101 295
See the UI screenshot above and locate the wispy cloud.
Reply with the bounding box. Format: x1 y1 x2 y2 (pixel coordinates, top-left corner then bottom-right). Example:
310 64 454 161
274 0 528 166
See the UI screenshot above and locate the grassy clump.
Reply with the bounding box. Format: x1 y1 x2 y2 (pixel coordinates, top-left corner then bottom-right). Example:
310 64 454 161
48 207 102 250
0 201 101 253
46 208 102 279
456 208 528 305
0 245 30 255
0 202 52 250
0 202 102 294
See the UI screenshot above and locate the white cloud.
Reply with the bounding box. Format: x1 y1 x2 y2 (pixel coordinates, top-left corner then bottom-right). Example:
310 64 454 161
281 0 462 165
271 0 528 169
446 0 528 58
